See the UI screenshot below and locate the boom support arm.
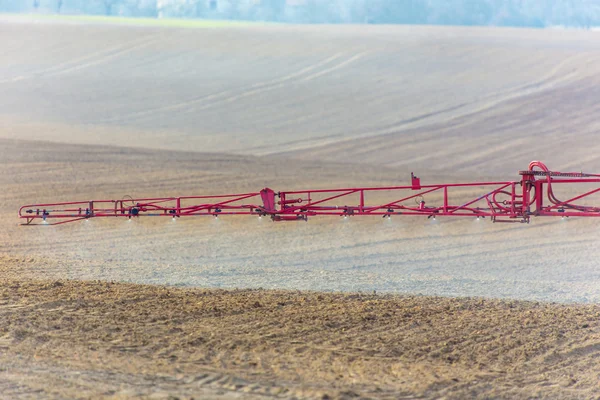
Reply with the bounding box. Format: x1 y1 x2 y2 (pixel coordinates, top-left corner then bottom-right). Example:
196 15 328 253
19 161 600 225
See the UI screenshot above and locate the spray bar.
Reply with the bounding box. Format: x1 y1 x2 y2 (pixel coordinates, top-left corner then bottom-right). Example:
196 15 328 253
19 161 600 225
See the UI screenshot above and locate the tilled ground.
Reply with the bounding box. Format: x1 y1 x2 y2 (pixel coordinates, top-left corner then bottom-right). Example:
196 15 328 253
1 267 599 399
2 18 600 400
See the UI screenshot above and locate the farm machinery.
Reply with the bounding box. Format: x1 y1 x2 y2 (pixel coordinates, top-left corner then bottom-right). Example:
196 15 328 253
19 161 600 226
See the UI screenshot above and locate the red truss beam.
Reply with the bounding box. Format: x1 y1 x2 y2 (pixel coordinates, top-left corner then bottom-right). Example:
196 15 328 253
19 161 600 225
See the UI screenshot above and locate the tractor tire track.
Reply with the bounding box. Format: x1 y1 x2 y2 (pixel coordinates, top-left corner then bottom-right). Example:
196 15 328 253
0 34 161 84
100 51 366 124
101 51 347 123
262 52 594 157
296 51 369 83
0 357 278 399
45 34 161 78
186 51 370 111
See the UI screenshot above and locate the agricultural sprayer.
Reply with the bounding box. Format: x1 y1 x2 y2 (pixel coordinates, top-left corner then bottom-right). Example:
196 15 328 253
19 161 600 225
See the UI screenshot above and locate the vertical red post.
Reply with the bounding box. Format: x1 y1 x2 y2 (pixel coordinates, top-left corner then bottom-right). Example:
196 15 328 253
279 193 286 211
360 190 364 212
521 175 533 216
535 181 543 214
443 186 448 213
511 183 516 215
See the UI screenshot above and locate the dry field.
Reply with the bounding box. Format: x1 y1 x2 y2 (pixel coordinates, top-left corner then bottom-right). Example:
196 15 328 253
1 15 600 398
1 271 599 399
2 17 600 173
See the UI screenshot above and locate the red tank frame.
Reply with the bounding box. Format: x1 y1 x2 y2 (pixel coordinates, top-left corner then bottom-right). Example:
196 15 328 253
19 161 600 225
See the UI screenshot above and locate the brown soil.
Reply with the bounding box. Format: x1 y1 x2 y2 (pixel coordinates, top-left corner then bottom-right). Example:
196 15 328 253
1 265 599 399
2 17 600 399
2 19 600 174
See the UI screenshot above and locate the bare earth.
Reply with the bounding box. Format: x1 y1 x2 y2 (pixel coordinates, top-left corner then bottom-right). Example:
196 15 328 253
1 263 599 399
1 16 600 398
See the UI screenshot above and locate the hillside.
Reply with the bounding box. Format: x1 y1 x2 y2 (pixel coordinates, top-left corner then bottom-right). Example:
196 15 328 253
1 17 600 175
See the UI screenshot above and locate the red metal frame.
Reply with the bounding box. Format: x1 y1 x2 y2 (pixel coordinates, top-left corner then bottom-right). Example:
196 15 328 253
19 161 600 225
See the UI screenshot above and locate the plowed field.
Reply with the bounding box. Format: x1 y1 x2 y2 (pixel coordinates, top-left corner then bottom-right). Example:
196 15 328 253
1 15 600 398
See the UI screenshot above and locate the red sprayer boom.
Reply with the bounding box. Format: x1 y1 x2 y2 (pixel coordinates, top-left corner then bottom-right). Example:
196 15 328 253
19 161 600 225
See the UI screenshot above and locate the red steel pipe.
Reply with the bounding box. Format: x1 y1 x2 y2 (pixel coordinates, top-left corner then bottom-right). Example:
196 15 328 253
18 161 600 225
